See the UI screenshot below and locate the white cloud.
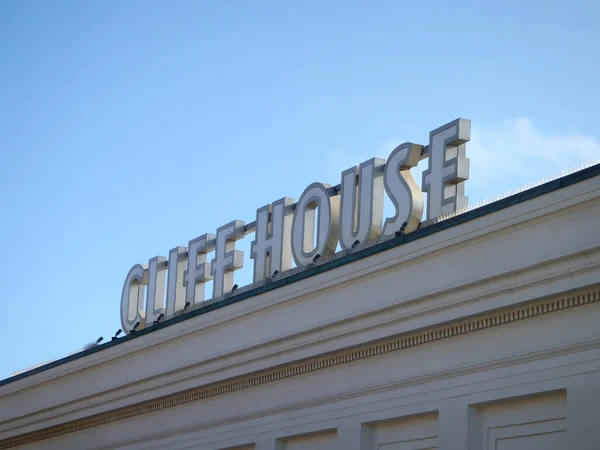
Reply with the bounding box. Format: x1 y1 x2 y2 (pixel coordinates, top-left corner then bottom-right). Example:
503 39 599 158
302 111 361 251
326 118 600 205
467 118 600 202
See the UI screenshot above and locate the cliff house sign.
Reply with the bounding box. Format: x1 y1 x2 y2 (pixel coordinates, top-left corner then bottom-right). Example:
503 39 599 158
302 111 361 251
120 119 472 334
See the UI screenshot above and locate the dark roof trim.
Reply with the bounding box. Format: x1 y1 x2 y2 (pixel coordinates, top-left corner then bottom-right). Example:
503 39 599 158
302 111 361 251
2 163 600 387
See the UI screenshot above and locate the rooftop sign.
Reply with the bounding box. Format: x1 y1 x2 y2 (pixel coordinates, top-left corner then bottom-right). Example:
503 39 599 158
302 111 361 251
120 119 472 334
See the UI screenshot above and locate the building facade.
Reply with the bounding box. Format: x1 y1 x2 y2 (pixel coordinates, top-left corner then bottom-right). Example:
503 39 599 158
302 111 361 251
1 166 600 449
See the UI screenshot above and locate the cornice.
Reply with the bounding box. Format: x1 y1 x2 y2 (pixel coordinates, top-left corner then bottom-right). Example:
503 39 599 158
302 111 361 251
1 288 598 449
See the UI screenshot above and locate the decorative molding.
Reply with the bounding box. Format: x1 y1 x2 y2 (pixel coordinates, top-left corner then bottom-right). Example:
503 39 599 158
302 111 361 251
1 289 599 449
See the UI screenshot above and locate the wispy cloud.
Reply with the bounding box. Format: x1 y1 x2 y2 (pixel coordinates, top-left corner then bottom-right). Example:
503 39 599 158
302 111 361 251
467 118 600 202
326 118 600 204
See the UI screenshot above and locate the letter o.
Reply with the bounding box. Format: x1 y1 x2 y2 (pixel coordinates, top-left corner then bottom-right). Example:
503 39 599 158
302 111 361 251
291 183 340 266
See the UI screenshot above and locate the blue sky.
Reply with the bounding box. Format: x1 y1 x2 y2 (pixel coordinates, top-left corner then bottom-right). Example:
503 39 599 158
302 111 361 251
1 1 599 380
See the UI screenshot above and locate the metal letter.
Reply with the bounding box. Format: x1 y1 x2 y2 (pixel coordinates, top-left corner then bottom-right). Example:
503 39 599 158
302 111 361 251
251 198 294 282
165 246 187 318
120 264 148 334
183 234 215 307
381 143 424 237
422 118 471 222
339 158 385 250
291 182 340 266
146 256 166 325
211 220 245 298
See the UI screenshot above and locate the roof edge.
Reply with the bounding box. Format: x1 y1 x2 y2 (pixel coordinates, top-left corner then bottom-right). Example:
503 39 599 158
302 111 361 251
2 163 600 388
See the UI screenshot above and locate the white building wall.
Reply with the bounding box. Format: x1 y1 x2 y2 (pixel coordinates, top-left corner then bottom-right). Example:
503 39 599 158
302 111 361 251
22 300 597 450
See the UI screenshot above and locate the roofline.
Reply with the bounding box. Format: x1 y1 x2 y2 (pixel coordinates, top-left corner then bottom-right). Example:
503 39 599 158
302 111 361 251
3 163 600 388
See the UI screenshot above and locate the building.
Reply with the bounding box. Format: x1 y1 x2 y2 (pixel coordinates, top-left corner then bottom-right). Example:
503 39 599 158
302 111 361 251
1 162 599 449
